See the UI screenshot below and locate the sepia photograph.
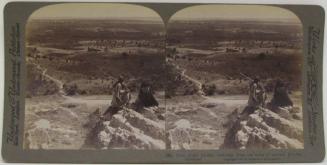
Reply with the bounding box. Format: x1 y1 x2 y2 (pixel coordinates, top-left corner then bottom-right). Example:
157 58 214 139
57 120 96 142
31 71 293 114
2 1 326 163
23 3 304 151
165 5 304 150
24 3 166 150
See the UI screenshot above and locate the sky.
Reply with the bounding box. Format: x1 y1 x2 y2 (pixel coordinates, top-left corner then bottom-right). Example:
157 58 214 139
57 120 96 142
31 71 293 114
170 5 301 22
29 3 301 23
29 3 161 20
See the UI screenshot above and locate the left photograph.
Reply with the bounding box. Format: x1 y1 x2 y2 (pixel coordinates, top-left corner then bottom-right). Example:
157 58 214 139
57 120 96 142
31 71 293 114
24 3 166 150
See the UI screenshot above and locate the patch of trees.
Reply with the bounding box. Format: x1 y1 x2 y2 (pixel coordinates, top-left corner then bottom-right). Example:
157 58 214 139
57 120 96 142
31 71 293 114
63 83 79 96
202 84 217 96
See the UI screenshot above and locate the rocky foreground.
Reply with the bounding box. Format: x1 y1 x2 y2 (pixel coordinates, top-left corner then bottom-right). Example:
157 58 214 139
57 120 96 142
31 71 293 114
85 107 166 149
222 106 304 149
165 95 239 150
24 94 303 150
24 93 167 150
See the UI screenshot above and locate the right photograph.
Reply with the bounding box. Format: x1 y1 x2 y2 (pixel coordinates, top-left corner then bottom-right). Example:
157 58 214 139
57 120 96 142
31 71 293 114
165 5 304 150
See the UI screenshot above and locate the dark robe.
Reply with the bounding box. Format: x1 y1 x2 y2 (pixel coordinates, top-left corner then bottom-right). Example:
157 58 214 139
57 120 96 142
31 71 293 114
135 82 159 110
270 81 293 110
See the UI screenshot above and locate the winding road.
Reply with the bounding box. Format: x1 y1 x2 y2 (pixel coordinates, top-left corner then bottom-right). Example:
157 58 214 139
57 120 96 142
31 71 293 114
30 61 112 107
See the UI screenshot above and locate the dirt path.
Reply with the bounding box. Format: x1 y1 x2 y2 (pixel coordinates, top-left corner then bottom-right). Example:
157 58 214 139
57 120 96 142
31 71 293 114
203 95 248 105
27 45 78 54
181 69 202 88
32 62 66 95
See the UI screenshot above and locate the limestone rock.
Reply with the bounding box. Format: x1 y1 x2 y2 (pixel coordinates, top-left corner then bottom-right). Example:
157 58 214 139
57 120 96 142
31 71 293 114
277 107 292 119
88 107 165 149
167 119 192 150
222 108 304 149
